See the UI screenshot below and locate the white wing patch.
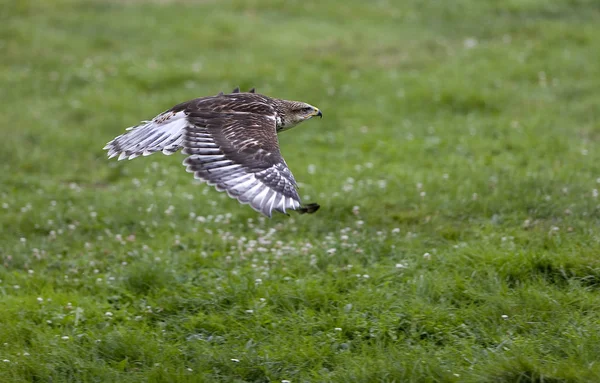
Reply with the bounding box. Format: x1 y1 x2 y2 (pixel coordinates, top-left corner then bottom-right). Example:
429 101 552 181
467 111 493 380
103 111 187 160
182 129 301 217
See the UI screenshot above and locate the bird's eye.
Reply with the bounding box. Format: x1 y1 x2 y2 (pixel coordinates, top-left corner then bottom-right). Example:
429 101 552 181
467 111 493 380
301 107 313 112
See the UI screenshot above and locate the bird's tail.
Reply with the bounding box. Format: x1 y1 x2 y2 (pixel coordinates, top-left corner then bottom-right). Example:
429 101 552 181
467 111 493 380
104 111 187 161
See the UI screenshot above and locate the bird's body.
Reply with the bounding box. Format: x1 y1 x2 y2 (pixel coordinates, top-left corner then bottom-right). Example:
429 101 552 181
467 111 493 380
103 87 322 217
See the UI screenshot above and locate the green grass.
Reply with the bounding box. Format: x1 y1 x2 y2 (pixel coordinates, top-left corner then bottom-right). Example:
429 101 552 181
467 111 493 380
2 0 600 381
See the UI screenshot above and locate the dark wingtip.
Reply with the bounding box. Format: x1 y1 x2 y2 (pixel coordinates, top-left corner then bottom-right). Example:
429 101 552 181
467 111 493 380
297 203 320 215
232 86 240 93
248 87 256 93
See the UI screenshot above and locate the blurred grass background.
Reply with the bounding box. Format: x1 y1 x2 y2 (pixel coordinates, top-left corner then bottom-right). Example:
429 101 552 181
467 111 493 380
1 0 600 381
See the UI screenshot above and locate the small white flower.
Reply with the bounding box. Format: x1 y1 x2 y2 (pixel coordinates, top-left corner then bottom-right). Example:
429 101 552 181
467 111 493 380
423 252 431 260
231 358 240 363
327 248 337 255
105 312 113 317
245 310 254 314
61 336 69 340
464 37 478 49
391 228 400 234
334 327 342 332
37 297 43 303
2 359 9 363
501 315 509 320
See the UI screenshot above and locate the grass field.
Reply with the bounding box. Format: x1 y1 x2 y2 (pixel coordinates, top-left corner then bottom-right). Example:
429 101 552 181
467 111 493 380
2 0 600 381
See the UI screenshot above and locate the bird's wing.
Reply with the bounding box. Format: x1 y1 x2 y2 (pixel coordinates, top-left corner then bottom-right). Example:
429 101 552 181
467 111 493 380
182 111 302 217
103 92 263 161
103 110 188 160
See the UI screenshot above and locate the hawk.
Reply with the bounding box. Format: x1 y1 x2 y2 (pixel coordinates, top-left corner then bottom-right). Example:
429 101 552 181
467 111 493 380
103 87 322 217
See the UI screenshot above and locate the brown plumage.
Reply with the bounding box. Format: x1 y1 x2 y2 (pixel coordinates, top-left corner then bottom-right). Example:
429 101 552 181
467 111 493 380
103 87 323 217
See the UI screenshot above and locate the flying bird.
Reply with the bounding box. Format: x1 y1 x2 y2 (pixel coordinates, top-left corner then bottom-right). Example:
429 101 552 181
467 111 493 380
103 87 322 217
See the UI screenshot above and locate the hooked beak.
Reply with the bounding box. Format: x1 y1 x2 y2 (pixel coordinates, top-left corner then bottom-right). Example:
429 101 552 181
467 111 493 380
314 109 323 119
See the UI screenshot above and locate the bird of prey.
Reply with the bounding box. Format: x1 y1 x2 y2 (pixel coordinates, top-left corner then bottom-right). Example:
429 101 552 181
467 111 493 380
103 87 322 217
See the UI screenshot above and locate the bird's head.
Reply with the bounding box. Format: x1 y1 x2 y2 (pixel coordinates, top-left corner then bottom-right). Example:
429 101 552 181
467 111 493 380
275 100 322 131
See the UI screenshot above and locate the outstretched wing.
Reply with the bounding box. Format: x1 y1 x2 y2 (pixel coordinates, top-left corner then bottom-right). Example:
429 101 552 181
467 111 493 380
103 88 258 160
103 110 187 160
182 111 302 217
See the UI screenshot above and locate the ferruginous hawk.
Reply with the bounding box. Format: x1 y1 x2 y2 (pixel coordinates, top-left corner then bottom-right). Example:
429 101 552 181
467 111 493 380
103 87 322 217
